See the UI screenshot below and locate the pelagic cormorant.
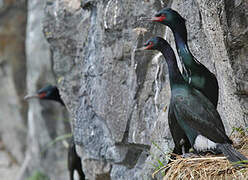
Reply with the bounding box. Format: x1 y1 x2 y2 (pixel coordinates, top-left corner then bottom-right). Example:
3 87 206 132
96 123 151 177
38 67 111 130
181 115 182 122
142 37 247 164
24 85 65 106
25 85 86 180
150 8 219 108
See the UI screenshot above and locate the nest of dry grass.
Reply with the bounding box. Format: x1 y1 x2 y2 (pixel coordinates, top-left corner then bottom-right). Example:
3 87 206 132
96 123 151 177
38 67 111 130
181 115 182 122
153 132 248 180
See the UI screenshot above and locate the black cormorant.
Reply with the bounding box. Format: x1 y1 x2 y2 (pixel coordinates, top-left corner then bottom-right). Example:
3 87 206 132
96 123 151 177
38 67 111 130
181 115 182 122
142 37 247 164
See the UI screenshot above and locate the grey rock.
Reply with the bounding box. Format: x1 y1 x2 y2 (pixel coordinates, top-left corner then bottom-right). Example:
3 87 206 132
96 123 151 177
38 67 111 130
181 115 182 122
43 0 248 179
0 147 20 180
0 0 27 167
17 0 71 180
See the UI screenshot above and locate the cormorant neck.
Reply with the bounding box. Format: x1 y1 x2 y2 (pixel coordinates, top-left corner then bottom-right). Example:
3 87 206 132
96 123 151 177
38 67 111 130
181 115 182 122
171 22 188 46
52 89 65 106
159 43 185 89
59 98 65 106
174 31 188 50
172 24 195 67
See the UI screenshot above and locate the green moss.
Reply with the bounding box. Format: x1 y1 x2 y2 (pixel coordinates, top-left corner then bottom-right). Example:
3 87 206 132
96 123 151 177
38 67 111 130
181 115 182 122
25 171 50 180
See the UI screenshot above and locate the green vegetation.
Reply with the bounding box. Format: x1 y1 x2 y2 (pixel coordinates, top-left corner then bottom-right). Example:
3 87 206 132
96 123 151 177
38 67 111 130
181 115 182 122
42 133 72 154
25 171 49 180
148 141 171 177
230 126 248 136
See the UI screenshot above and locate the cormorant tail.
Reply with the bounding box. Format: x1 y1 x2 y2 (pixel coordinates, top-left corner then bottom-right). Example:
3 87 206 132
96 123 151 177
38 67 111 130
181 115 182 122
217 143 248 166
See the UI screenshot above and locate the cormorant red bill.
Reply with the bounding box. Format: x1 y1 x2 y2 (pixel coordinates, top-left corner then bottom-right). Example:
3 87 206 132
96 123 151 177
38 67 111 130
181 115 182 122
149 8 186 26
151 14 166 22
143 41 154 50
24 85 55 100
141 37 163 51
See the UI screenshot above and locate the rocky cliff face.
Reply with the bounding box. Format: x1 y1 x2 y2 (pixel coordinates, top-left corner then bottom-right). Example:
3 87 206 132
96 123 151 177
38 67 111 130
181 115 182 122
0 0 27 179
43 0 248 179
17 0 71 179
0 0 71 179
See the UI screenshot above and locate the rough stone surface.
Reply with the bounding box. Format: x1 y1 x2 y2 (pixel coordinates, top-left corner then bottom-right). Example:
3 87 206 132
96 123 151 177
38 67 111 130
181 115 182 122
16 0 71 180
0 0 27 172
0 140 20 180
43 0 248 179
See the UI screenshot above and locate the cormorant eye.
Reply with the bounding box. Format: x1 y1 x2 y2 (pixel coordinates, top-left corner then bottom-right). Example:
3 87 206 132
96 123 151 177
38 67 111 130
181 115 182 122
149 42 152 45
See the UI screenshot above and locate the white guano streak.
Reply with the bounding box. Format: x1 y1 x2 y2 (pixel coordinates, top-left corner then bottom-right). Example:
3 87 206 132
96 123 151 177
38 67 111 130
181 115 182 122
154 29 169 114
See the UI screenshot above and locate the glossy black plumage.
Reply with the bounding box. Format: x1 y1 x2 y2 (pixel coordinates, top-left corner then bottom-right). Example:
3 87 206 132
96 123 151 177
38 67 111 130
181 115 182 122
143 37 247 164
151 8 219 108
168 103 191 154
68 139 86 180
37 85 65 106
37 85 86 179
148 8 221 154
25 85 86 179
143 37 192 155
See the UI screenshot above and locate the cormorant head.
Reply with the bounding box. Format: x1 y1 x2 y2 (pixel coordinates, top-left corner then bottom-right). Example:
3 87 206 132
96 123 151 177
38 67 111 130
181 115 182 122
24 85 64 105
151 8 185 27
142 37 166 52
37 85 59 100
